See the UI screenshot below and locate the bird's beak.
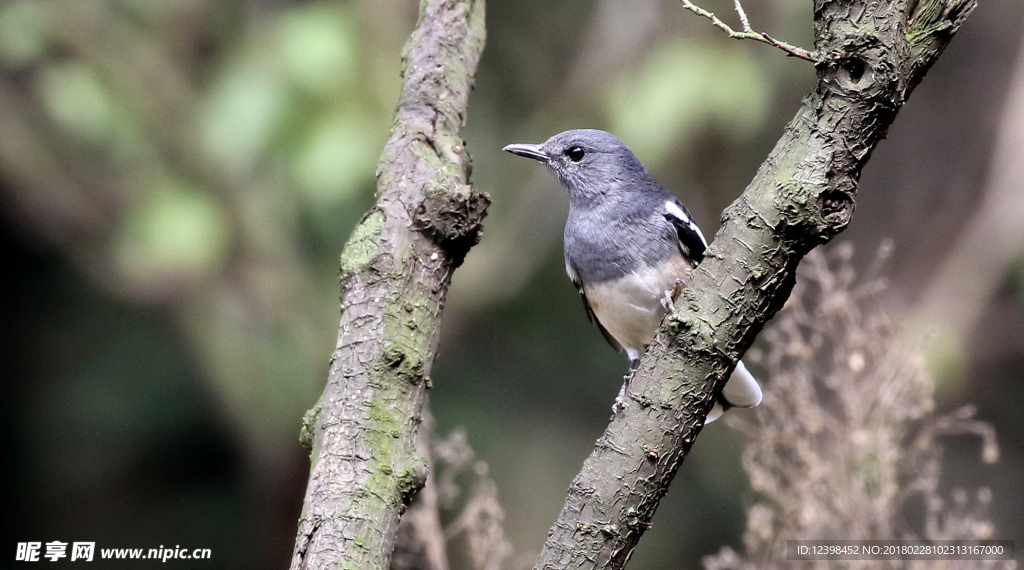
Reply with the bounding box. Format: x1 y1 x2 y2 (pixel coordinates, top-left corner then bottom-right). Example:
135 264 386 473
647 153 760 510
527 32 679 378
502 143 549 163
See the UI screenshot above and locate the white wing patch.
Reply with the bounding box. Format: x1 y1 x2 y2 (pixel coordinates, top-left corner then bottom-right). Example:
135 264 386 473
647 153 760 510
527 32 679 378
692 223 708 248
665 200 708 247
664 200 689 223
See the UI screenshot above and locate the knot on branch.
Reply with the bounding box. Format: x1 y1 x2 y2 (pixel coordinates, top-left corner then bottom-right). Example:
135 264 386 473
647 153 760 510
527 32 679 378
396 455 429 507
414 178 490 266
772 178 857 246
817 32 898 100
826 55 902 108
381 341 427 386
299 402 321 452
835 56 870 90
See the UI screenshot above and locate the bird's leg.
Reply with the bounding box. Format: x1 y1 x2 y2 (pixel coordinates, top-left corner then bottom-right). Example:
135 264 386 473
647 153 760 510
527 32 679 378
613 357 642 413
661 278 686 313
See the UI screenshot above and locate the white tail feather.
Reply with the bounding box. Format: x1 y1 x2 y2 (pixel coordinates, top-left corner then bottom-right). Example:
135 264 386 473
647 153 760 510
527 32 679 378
722 360 763 408
705 401 725 424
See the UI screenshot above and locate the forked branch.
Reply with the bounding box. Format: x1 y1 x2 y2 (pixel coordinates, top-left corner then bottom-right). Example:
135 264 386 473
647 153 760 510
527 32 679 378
678 0 819 62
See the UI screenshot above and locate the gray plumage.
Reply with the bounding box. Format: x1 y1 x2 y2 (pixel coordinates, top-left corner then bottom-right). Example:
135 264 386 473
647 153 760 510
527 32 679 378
504 129 761 421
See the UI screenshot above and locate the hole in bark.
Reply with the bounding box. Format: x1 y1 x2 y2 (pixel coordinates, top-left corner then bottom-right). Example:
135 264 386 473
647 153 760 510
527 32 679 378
820 190 853 224
846 59 865 82
836 57 871 90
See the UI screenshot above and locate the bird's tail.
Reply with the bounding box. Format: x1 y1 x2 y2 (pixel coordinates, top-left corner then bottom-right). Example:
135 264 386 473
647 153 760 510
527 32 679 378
705 360 762 424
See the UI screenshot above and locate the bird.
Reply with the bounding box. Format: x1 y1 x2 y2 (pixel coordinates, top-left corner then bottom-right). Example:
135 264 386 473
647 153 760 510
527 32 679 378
503 129 761 422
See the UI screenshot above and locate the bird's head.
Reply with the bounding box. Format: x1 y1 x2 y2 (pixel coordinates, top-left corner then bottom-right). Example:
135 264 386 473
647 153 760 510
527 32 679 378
503 129 654 205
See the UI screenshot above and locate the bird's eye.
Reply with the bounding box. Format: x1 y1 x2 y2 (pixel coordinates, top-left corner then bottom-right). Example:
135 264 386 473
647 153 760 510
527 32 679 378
565 146 585 162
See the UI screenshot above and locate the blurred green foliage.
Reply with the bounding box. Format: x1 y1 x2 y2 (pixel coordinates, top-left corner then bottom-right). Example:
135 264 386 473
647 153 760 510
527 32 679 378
0 1 48 65
114 180 230 282
607 40 770 167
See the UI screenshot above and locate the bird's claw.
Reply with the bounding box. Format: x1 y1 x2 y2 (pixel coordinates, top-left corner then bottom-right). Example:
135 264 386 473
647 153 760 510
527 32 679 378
612 376 631 413
660 290 676 313
661 279 686 312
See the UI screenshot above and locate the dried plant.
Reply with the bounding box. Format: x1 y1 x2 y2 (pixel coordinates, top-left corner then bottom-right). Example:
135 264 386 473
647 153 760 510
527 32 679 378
393 414 514 570
704 243 1012 570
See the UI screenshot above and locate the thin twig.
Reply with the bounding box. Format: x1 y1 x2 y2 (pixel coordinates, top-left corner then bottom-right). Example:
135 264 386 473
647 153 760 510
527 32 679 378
732 0 753 31
679 0 820 63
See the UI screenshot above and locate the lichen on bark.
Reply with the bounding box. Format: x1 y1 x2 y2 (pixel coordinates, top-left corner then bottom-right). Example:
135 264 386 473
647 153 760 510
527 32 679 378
289 1 487 570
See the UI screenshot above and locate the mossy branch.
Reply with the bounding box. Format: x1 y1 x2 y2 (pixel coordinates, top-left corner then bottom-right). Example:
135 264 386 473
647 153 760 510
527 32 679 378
289 1 487 570
533 0 976 569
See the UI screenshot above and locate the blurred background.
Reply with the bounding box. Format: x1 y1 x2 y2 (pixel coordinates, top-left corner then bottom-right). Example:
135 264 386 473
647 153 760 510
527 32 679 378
2 0 1022 568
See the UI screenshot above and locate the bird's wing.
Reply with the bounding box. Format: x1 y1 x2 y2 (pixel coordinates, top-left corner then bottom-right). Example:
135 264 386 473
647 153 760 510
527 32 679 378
567 263 622 352
663 197 707 264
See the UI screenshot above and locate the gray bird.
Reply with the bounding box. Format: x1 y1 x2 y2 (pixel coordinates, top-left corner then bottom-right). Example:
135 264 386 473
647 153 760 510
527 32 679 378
503 129 761 421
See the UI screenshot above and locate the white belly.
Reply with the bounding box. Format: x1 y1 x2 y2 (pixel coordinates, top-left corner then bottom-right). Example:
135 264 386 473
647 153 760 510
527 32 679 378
581 255 763 413
584 256 692 357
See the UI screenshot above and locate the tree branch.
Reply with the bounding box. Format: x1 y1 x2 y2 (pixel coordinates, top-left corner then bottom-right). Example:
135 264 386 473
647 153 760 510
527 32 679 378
391 410 451 570
289 1 487 570
678 0 819 63
534 0 976 568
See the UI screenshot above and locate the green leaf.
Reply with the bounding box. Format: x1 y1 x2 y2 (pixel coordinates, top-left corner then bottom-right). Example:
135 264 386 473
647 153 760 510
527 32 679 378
293 109 377 206
0 1 47 65
201 63 288 172
114 179 230 284
37 62 115 142
277 3 358 97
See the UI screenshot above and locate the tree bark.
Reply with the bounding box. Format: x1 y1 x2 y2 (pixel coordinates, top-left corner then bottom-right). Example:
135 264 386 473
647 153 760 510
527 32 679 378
290 1 487 569
533 0 977 569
